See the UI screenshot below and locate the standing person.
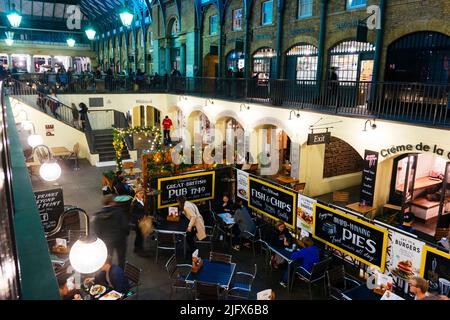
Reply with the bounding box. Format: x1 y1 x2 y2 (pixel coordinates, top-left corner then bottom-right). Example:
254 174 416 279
177 196 207 255
71 103 80 129
130 188 147 255
162 115 173 145
328 67 339 106
93 195 129 269
279 237 320 288
78 102 88 131
409 276 430 300
48 90 60 119
106 65 114 91
231 200 256 251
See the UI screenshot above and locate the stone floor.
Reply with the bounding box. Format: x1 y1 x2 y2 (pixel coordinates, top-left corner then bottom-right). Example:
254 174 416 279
31 159 328 300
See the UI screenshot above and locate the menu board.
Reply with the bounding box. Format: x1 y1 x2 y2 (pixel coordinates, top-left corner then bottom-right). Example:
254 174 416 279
34 188 64 234
313 203 388 271
297 194 316 234
248 177 297 229
157 171 215 208
360 150 379 206
420 245 450 293
386 231 425 279
236 169 249 201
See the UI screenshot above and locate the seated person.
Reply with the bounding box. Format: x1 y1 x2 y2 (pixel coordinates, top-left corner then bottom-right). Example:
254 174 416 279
58 276 81 300
86 256 130 294
397 212 416 234
269 222 293 269
114 176 135 197
112 170 124 187
280 237 320 288
438 229 450 252
231 200 257 251
214 193 233 213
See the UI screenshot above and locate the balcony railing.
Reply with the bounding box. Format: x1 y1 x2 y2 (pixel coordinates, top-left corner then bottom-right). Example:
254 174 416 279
6 74 450 129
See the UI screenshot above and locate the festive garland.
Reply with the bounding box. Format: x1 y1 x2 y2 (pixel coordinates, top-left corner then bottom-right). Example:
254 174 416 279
112 126 162 171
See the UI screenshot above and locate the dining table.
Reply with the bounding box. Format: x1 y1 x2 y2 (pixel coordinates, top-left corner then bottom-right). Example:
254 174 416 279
276 176 299 186
154 214 190 257
51 146 72 159
264 241 298 292
341 284 385 300
346 202 377 218
185 259 236 290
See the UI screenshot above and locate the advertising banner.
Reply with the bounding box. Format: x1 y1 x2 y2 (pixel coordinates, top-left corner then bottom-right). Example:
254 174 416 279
34 188 64 234
236 169 249 201
297 194 316 234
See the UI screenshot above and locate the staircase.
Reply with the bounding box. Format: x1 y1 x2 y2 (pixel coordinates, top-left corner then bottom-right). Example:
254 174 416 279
93 129 130 162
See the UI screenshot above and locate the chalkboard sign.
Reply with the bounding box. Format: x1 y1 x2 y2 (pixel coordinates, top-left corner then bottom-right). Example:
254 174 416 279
420 245 450 293
248 177 297 229
313 203 388 271
360 150 379 206
34 188 64 234
157 171 215 209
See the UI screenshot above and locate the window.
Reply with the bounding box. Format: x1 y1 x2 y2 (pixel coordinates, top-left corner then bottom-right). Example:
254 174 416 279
329 41 374 81
261 0 273 25
298 0 313 18
347 0 366 10
287 44 318 80
210 15 218 35
170 18 178 36
233 8 243 31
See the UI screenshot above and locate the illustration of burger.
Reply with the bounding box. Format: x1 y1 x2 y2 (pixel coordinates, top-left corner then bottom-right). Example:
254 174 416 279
391 260 415 279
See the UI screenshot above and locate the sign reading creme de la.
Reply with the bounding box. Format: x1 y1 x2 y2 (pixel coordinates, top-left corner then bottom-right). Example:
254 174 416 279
380 143 450 160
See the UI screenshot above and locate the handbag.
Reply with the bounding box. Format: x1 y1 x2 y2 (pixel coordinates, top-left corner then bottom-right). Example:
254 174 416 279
138 216 154 238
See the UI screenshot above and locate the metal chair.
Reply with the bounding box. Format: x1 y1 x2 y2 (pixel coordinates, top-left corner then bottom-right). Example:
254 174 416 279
209 251 232 264
124 262 142 299
240 226 260 256
326 265 362 300
196 226 214 256
227 264 257 300
289 257 332 298
67 143 80 170
155 232 177 264
165 254 193 299
194 281 221 300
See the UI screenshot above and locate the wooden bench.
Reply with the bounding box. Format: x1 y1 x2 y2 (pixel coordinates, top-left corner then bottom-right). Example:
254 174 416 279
411 197 440 221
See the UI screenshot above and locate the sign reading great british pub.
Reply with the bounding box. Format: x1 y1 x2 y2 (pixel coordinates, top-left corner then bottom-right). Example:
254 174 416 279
313 203 388 271
248 177 297 229
157 171 215 208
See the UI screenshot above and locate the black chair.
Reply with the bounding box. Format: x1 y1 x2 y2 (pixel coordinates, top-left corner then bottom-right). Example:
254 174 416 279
240 226 260 256
227 264 257 300
209 251 232 264
211 210 229 244
258 240 272 275
194 281 221 300
124 262 142 299
155 232 177 264
165 254 193 299
196 226 214 256
326 265 362 300
289 257 332 298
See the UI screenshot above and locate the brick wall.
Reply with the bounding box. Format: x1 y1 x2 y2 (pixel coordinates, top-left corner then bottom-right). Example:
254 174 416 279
323 136 363 178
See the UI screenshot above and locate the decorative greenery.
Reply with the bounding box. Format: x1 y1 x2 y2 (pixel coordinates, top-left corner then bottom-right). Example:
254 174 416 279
112 126 162 171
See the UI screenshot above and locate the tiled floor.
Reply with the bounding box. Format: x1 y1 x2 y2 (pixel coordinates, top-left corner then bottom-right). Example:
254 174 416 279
31 159 328 300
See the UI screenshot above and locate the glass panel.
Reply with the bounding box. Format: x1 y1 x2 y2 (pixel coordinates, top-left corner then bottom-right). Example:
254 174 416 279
262 0 273 25
296 56 318 80
347 0 366 9
298 0 313 18
210 15 218 35
233 8 243 31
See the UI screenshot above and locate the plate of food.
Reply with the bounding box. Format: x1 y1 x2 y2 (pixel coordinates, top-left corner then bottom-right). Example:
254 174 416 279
238 188 247 198
89 284 106 296
99 290 122 300
391 260 415 279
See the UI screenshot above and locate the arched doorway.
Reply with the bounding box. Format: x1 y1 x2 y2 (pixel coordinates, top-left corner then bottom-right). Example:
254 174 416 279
215 116 245 164
385 31 450 83
203 54 218 77
285 43 318 80
225 50 244 76
252 47 276 80
167 17 181 73
388 153 450 235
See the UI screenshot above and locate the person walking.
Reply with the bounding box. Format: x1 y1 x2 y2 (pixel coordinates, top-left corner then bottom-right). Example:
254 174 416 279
177 196 206 255
78 102 88 131
130 189 148 255
71 103 80 129
162 115 173 145
93 195 129 269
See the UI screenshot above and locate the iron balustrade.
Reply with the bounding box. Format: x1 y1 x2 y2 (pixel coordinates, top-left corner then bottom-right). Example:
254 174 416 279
7 75 450 129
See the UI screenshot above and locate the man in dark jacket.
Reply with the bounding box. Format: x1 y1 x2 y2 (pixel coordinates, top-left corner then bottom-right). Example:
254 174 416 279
93 195 129 269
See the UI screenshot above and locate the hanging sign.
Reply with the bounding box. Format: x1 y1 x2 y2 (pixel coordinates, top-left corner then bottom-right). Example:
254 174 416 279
248 177 297 229
157 171 215 209
313 203 388 271
34 188 64 234
360 150 379 206
307 132 331 145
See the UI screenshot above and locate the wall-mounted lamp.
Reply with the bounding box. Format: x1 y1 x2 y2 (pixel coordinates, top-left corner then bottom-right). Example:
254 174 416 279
239 103 250 113
66 207 108 274
179 95 187 101
32 145 62 181
363 119 377 132
288 110 301 121
205 98 214 106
